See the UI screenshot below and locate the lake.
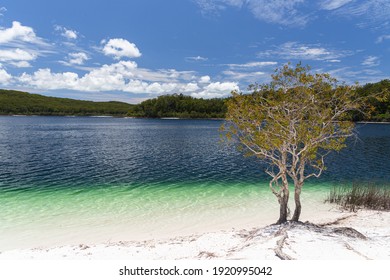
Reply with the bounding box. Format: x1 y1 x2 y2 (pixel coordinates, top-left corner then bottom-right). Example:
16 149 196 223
0 117 389 250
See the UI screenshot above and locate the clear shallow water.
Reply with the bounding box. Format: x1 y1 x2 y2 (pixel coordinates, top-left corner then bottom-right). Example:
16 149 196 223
0 117 389 250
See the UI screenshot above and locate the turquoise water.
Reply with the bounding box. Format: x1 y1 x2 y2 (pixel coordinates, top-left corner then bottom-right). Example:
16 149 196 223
0 117 389 250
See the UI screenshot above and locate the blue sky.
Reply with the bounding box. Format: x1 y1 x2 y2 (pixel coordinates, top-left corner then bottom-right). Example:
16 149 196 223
0 0 389 103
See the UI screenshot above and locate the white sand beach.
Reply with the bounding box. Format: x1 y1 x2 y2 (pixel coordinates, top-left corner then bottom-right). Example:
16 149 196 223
1 208 389 260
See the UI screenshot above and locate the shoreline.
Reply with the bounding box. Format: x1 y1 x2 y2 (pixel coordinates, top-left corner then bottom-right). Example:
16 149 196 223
0 114 225 120
1 208 389 260
1 115 390 123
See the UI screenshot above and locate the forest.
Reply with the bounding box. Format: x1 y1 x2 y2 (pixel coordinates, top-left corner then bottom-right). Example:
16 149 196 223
354 79 390 122
1 79 389 120
127 93 226 118
0 89 133 116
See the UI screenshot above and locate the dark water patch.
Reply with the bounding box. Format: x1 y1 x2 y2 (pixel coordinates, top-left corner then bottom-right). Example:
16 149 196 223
0 117 389 193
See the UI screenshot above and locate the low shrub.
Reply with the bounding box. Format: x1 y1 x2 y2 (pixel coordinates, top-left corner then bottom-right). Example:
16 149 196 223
326 182 390 211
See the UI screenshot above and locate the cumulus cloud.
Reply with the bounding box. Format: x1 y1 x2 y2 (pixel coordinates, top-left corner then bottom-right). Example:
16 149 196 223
60 52 89 66
69 52 89 65
54 25 78 40
15 60 236 98
199 75 211 83
0 21 46 46
0 67 12 84
0 48 37 67
181 82 200 92
0 48 37 61
192 81 239 98
19 69 79 90
0 21 50 68
258 42 352 61
362 56 380 67
102 38 141 59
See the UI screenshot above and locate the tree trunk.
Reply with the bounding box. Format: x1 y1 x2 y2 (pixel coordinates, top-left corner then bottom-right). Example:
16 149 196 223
291 186 302 222
276 188 289 224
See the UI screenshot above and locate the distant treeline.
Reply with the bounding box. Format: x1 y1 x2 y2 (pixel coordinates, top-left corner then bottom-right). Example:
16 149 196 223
0 89 133 116
127 93 227 118
128 80 390 121
1 79 390 120
354 79 390 122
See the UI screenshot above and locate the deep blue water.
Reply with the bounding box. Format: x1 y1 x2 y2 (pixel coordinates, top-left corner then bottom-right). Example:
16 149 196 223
0 116 389 193
1 116 389 250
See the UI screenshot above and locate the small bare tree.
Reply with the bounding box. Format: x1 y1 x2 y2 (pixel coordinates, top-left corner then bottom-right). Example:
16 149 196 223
222 64 364 224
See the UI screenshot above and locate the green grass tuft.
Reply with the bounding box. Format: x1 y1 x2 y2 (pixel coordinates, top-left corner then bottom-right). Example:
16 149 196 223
325 182 390 212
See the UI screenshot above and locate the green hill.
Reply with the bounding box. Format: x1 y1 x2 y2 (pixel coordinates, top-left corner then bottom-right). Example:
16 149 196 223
0 89 133 116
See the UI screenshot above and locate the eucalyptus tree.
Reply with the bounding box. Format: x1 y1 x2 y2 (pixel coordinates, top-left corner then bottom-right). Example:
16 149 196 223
222 64 364 224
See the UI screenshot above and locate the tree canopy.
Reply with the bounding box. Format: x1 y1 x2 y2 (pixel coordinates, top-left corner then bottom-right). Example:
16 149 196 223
127 93 227 118
222 64 366 224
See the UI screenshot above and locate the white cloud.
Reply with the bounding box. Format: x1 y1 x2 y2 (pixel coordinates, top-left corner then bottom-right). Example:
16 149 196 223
186 55 208 61
181 82 199 92
19 69 80 90
54 25 78 40
63 29 77 40
223 70 265 81
226 61 277 68
192 81 239 98
196 0 390 28
247 0 308 26
258 42 352 61
0 21 46 46
0 67 12 84
327 59 341 63
129 68 196 83
102 38 141 59
9 61 32 68
16 60 237 98
144 82 178 94
320 0 353 10
0 48 37 67
199 75 211 83
0 21 50 68
376 35 390 43
196 0 309 26
0 48 37 61
195 0 239 15
333 0 390 29
362 56 380 67
61 52 89 66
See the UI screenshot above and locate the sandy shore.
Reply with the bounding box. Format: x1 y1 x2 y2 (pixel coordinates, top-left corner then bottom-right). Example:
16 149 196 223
1 208 389 260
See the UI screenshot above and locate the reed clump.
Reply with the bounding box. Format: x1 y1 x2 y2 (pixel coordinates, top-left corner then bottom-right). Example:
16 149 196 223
326 182 390 212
